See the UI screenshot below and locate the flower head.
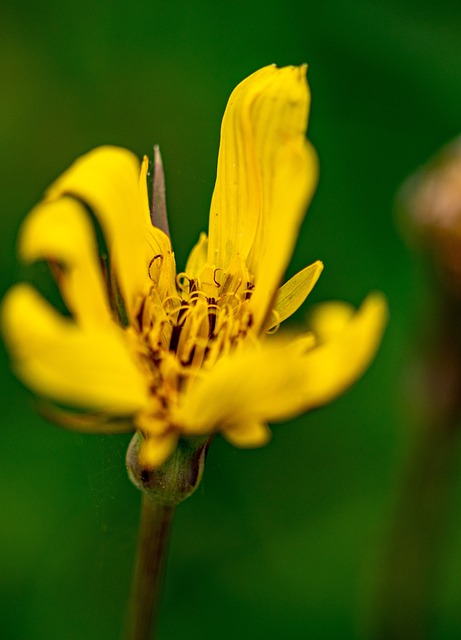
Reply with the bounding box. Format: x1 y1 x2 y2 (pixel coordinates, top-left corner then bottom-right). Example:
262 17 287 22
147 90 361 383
2 65 387 467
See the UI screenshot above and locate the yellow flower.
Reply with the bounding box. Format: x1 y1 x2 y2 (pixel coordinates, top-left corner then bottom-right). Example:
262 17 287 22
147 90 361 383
2 65 387 467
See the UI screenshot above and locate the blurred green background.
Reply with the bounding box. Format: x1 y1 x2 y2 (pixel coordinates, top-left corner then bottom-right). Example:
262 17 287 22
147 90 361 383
2 0 461 638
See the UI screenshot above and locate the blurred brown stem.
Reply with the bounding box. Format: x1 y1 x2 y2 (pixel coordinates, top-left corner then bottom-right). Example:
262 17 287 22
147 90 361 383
372 421 459 638
372 297 461 638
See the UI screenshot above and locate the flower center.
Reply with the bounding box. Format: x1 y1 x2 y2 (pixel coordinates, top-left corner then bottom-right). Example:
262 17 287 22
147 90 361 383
130 260 254 413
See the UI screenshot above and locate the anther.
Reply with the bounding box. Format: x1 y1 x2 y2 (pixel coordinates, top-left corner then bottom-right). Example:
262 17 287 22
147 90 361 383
213 268 223 287
176 273 192 291
148 255 163 281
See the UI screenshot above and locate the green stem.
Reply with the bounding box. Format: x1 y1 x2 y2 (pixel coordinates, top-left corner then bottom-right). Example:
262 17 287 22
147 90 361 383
124 433 210 639
125 494 175 640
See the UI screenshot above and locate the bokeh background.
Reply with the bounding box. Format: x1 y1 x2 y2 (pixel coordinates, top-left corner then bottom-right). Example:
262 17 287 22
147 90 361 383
2 0 461 638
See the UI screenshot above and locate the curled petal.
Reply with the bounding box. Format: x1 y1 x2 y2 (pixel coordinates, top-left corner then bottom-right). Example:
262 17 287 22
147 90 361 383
46 146 174 319
19 197 112 329
2 284 149 414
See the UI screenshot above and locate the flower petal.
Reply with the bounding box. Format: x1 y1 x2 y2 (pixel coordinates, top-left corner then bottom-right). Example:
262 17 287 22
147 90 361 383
140 155 178 302
223 422 271 448
174 293 387 435
207 65 318 330
173 340 315 434
308 300 357 343
207 66 277 269
265 260 323 331
2 284 149 414
248 135 318 330
19 197 112 329
139 154 173 256
38 403 134 433
140 433 178 468
296 293 388 411
185 232 208 278
46 146 173 318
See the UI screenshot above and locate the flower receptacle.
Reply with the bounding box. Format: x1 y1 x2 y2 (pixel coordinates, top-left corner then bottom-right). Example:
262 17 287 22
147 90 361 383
126 431 211 506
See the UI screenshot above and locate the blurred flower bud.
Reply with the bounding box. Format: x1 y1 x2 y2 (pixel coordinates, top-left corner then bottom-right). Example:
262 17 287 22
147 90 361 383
400 137 461 297
126 432 210 506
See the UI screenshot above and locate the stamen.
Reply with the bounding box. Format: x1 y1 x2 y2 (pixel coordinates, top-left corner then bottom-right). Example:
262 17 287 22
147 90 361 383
148 255 164 282
176 272 192 292
168 302 190 353
244 283 255 300
213 268 223 287
137 263 257 417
